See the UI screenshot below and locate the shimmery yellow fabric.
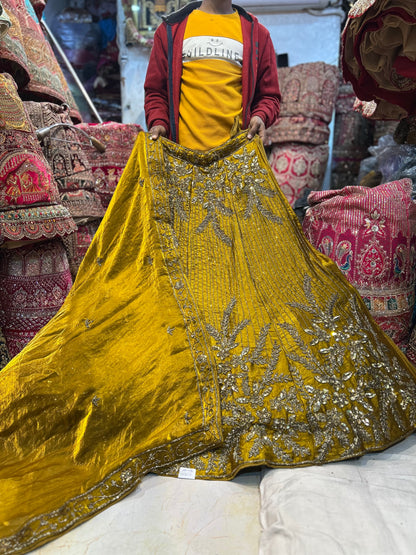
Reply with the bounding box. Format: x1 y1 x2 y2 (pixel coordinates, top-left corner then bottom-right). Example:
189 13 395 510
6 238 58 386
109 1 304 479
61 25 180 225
179 10 243 150
1 131 416 554
0 132 222 554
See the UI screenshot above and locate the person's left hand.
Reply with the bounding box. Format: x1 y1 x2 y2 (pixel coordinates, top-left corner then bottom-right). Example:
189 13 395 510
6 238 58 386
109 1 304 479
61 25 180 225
247 116 266 143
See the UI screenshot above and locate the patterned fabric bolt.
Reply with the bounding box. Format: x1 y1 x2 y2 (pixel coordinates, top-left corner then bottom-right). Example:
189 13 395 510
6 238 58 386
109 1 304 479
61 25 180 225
0 239 73 356
269 143 328 207
302 179 416 348
0 74 76 244
265 62 339 145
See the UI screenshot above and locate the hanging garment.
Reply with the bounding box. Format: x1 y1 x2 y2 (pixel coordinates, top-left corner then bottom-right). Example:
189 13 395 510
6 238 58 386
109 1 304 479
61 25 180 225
342 0 416 120
0 132 416 554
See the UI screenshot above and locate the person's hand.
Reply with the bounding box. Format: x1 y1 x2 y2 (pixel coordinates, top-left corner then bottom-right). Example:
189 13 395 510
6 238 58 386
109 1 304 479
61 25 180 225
247 116 266 143
149 125 167 140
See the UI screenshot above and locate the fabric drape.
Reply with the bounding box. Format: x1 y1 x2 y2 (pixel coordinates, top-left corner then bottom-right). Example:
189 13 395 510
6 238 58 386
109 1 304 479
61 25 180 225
0 132 416 553
342 0 416 119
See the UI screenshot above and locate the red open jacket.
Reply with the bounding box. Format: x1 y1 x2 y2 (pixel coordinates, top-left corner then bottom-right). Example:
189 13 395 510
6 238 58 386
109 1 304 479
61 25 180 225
144 1 281 142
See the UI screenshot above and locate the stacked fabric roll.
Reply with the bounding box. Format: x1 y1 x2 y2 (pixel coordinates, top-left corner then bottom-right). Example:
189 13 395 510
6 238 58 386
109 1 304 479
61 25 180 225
265 62 339 208
0 73 75 362
302 179 416 351
76 121 143 211
331 76 375 189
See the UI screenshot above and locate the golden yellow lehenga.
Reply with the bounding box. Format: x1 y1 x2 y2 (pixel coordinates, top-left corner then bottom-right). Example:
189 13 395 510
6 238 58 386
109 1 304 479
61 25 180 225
1 131 416 553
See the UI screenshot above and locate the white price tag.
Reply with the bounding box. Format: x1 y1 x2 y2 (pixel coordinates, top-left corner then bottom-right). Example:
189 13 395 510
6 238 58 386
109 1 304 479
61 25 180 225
178 467 196 480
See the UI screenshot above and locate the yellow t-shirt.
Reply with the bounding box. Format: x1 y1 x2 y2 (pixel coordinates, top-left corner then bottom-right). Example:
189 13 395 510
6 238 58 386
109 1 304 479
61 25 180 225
178 9 243 151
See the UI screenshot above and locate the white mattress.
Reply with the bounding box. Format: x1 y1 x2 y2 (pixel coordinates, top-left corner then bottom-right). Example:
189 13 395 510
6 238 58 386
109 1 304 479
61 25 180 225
33 471 262 554
32 433 416 554
260 433 416 555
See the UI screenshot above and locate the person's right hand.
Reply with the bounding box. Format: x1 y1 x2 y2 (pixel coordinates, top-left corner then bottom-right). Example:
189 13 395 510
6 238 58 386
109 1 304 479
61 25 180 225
149 125 167 140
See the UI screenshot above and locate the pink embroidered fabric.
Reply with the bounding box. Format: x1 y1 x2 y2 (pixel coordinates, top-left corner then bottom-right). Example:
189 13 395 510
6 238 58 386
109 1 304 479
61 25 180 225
76 122 143 209
265 62 339 145
0 74 76 244
0 206 77 244
302 179 416 348
62 219 101 279
266 116 330 146
0 238 73 357
269 143 328 207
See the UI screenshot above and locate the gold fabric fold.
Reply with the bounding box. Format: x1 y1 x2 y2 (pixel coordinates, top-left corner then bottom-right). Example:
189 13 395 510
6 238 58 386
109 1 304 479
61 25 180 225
0 131 416 553
0 132 222 554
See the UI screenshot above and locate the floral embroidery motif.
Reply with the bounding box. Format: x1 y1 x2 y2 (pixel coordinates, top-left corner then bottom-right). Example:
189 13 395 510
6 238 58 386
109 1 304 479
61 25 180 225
167 276 416 477
164 143 281 247
229 148 281 223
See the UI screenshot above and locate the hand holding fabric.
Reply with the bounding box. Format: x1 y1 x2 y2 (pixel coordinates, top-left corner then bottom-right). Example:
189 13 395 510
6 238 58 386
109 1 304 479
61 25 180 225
247 116 266 143
149 125 167 140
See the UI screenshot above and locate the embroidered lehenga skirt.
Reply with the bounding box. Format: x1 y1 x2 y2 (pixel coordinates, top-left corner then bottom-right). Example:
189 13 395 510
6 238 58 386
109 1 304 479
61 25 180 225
1 132 416 553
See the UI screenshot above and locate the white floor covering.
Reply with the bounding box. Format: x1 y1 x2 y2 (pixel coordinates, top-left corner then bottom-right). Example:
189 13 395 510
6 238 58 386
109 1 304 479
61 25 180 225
32 470 262 555
259 433 416 555
30 433 416 555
